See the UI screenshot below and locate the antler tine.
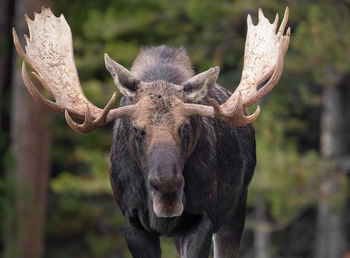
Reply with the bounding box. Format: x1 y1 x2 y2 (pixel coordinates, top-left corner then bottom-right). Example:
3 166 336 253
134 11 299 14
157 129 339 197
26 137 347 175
64 92 139 133
13 7 136 133
272 13 279 32
209 92 261 126
21 62 66 113
65 92 117 133
13 28 30 67
65 105 94 133
278 7 289 35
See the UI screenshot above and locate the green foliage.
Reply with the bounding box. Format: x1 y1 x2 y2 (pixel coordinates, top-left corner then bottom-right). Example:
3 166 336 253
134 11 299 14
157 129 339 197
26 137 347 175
1 150 17 258
160 238 179 258
250 99 322 221
51 149 111 195
288 1 350 86
46 193 128 258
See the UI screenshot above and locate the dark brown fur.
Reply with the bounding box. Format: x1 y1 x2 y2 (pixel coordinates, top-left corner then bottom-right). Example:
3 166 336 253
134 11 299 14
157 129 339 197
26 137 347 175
131 45 194 83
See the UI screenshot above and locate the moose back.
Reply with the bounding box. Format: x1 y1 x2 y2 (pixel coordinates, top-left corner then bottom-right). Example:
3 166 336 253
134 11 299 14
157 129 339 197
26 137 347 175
13 7 290 258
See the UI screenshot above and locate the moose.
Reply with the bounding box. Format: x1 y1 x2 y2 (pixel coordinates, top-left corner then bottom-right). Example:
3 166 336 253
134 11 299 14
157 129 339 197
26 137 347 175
13 6 290 258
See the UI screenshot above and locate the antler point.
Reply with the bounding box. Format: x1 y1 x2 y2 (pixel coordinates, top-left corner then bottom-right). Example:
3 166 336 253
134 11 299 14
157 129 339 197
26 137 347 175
285 7 290 19
65 110 83 133
104 53 112 62
273 13 279 31
247 14 253 26
111 92 118 101
258 8 264 20
12 27 19 43
24 13 32 23
287 27 291 36
209 66 220 75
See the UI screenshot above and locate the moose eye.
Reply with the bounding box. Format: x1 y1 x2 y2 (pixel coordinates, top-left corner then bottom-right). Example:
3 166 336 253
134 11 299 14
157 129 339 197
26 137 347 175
133 126 146 137
178 124 189 137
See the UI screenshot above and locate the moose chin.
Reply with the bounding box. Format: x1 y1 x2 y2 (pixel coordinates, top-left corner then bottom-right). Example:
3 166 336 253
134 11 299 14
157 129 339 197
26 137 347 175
13 6 290 258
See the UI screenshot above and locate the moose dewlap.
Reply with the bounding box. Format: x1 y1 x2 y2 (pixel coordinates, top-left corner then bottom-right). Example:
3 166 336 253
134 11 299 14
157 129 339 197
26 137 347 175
13 6 290 258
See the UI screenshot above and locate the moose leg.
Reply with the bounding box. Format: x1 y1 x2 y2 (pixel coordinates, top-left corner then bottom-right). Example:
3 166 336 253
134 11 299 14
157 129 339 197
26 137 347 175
213 192 247 258
124 217 161 258
174 215 213 258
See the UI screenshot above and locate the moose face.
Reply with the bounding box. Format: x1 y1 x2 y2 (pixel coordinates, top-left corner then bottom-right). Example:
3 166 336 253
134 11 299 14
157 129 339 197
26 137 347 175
126 81 201 217
103 53 220 218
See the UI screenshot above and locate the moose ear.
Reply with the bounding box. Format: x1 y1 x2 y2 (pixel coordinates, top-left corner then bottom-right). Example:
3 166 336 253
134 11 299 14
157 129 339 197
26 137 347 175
104 53 140 98
181 66 220 102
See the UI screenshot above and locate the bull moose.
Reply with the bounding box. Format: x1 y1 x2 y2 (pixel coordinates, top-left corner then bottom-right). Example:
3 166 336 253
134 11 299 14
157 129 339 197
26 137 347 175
13 6 290 258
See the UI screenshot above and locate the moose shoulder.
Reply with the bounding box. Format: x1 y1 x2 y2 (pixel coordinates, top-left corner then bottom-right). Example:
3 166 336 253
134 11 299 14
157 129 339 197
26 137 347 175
13 7 290 258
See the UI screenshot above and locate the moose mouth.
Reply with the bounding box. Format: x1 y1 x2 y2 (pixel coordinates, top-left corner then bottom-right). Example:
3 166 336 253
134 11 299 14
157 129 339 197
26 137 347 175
151 192 184 218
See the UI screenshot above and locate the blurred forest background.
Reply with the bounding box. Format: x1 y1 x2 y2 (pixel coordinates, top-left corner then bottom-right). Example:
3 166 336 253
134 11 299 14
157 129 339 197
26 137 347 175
0 0 350 257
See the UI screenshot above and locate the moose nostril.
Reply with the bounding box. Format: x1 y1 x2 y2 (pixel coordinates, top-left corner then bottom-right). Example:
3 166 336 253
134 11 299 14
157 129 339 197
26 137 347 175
149 174 184 194
149 177 162 192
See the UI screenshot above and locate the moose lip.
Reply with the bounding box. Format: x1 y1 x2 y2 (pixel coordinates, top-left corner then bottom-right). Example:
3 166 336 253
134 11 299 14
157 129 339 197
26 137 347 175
151 191 184 218
153 201 184 218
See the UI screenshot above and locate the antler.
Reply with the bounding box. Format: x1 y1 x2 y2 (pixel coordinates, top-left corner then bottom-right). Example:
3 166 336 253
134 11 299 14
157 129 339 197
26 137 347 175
13 7 136 133
184 7 290 126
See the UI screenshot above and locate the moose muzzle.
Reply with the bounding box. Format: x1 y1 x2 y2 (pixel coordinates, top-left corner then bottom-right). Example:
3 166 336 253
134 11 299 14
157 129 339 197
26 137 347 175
147 142 185 217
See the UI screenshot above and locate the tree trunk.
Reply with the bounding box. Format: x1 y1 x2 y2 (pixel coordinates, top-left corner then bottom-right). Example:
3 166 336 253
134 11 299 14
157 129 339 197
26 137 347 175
0 0 10 97
0 0 13 174
254 196 270 258
314 79 350 258
4 0 51 257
